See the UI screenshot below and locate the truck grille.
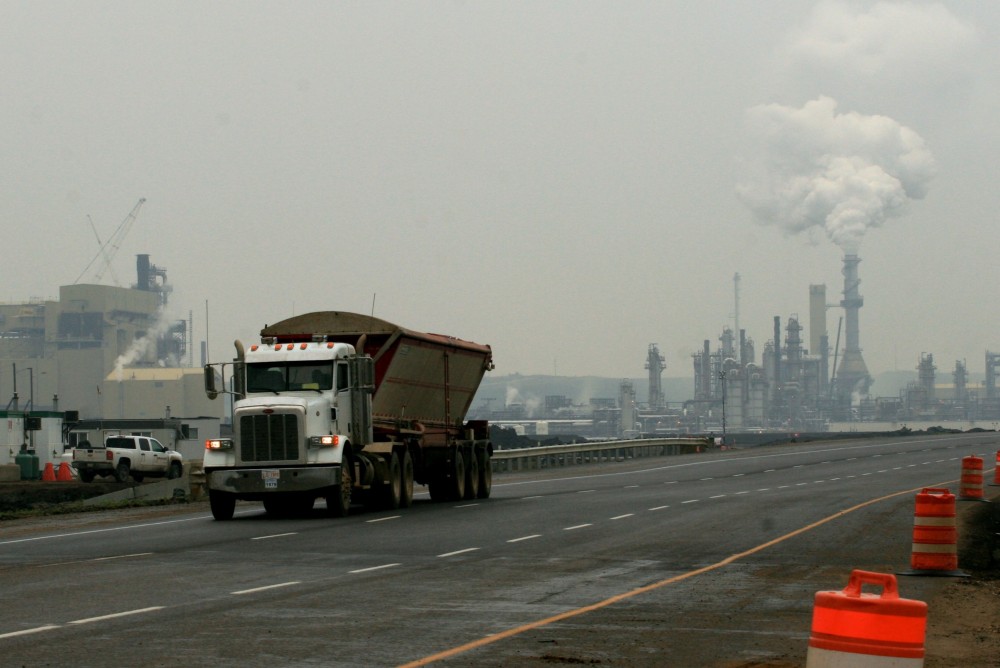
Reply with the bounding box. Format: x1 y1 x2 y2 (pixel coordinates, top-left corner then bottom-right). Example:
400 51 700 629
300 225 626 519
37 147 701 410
239 414 300 462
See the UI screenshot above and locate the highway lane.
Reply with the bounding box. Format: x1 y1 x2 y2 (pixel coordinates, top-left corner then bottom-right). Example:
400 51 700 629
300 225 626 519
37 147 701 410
0 432 995 666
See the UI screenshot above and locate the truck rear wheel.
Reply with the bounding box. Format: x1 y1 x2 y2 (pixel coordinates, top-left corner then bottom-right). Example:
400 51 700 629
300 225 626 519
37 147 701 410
209 490 236 521
400 450 414 508
79 470 95 483
449 449 466 501
464 450 479 500
326 463 351 518
379 451 402 510
477 451 492 499
115 461 131 483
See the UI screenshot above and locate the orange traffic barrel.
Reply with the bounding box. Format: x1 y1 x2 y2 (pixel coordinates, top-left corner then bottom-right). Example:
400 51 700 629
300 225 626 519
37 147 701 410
992 450 1000 487
41 462 56 482
959 455 984 500
806 570 926 668
900 488 966 577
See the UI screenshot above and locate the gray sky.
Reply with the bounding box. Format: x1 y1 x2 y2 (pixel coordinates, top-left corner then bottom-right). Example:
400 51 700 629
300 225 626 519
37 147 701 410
4 1 999 381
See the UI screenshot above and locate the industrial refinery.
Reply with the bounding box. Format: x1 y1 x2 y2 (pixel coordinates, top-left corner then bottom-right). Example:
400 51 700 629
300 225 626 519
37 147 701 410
479 253 1000 440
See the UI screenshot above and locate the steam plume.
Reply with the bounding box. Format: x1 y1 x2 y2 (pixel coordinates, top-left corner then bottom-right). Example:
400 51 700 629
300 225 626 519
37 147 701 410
736 96 935 252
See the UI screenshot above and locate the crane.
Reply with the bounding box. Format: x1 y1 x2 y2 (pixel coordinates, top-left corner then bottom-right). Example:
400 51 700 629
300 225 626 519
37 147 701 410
74 197 146 286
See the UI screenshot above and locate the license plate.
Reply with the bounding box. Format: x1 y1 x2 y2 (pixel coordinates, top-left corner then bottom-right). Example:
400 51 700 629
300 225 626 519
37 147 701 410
261 469 280 479
265 479 278 489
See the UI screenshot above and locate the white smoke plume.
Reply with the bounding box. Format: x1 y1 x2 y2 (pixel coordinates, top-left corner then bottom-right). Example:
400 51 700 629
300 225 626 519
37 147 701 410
736 96 935 252
113 307 177 381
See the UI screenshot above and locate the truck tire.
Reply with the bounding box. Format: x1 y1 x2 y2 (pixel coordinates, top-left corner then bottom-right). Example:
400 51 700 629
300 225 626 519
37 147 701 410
379 452 402 510
80 470 95 483
325 463 351 518
115 461 131 483
400 450 414 508
477 451 492 499
209 490 236 521
132 471 144 483
464 449 480 500
167 461 182 479
449 449 466 501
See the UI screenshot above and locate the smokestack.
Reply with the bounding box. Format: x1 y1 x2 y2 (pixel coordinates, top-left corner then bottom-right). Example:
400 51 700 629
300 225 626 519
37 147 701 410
834 254 872 400
809 284 826 355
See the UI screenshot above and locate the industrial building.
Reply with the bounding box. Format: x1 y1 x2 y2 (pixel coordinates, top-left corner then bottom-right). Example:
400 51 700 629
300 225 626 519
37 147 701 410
1 254 221 469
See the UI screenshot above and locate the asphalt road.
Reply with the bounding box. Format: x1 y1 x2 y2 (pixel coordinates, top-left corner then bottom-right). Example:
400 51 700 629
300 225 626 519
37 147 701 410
1 432 995 667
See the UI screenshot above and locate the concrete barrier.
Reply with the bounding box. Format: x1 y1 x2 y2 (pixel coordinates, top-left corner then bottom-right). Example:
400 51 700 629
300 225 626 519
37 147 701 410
491 438 708 472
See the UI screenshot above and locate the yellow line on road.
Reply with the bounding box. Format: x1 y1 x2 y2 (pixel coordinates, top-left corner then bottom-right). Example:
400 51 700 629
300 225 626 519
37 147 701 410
399 477 963 668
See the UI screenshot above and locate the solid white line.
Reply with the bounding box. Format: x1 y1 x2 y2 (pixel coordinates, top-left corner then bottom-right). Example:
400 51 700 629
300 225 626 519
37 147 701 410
438 548 480 558
251 532 298 541
507 535 541 543
610 514 634 520
92 552 154 561
231 582 300 596
349 563 401 574
0 513 219 546
564 524 592 531
0 625 60 639
366 516 400 523
69 607 165 624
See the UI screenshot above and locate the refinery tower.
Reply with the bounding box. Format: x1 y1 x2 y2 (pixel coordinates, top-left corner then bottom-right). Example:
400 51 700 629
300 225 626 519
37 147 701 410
833 254 872 402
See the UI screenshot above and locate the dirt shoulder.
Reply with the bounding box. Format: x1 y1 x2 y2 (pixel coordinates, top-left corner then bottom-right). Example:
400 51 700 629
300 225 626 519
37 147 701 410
923 493 1000 667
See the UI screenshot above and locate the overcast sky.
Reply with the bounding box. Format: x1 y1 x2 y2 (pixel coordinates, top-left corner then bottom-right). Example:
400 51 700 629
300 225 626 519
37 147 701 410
3 1 999 382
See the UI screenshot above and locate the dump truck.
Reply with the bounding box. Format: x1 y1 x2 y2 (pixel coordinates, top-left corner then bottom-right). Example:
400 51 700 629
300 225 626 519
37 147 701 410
202 311 494 520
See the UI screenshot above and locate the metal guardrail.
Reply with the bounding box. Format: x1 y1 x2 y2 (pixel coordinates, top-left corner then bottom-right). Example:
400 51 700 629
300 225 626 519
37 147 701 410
491 437 710 472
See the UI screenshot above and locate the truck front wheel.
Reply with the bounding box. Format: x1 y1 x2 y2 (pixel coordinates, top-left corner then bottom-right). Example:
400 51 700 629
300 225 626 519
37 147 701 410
326 464 351 518
167 461 182 479
209 490 236 521
379 452 402 510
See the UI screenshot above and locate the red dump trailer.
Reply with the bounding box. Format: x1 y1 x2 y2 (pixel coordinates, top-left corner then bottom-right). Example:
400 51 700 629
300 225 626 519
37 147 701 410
203 311 493 520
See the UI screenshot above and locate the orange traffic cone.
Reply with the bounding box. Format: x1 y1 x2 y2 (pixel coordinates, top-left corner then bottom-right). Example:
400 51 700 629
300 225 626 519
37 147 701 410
57 462 74 481
806 570 927 668
41 462 56 481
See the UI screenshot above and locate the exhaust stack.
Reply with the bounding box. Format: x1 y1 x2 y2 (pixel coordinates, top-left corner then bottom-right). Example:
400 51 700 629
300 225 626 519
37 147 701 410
834 254 872 401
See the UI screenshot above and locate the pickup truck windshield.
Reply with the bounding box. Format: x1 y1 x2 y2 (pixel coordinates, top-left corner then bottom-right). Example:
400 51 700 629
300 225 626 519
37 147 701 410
247 361 333 393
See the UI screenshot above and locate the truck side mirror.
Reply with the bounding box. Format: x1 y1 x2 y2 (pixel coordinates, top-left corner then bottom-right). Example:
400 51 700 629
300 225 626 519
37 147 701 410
204 366 218 400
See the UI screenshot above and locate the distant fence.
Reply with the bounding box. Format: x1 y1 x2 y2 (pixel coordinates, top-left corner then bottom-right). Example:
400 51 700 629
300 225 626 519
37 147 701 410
491 437 710 472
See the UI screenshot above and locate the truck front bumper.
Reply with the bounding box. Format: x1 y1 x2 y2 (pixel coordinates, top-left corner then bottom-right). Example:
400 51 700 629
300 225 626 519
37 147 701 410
207 466 342 495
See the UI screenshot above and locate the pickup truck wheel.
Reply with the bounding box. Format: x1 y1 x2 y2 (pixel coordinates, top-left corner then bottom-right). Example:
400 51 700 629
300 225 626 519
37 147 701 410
325 463 351 518
167 461 182 479
477 451 492 499
115 461 131 483
400 450 414 508
79 471 95 483
209 490 236 521
464 450 480 500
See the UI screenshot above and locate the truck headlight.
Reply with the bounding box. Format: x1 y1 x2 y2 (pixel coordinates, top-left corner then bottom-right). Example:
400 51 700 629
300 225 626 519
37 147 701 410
308 435 339 448
205 438 234 451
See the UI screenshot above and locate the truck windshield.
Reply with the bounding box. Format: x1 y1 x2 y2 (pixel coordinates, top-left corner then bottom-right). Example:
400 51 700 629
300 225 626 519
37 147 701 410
246 362 333 393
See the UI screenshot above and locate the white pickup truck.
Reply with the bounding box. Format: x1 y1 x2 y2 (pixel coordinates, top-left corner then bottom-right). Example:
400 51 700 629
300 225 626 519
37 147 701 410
72 435 183 483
